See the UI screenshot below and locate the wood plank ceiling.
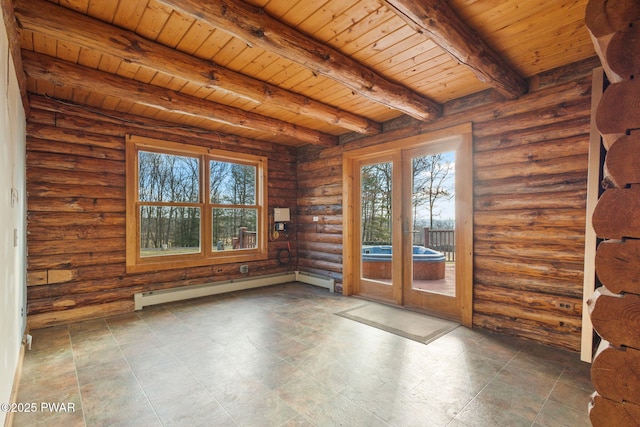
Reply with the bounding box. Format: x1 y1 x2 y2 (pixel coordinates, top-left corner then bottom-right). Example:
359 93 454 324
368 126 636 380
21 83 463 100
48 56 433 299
12 0 595 147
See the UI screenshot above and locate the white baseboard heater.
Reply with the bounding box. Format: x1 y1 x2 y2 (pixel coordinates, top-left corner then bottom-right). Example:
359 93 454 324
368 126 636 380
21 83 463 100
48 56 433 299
134 270 335 310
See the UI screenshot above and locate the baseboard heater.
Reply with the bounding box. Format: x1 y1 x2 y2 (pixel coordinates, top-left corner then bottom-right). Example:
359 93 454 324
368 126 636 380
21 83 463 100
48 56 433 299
134 270 335 310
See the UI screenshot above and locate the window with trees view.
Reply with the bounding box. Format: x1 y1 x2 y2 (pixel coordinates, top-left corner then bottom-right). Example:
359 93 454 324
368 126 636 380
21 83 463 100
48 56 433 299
126 135 267 272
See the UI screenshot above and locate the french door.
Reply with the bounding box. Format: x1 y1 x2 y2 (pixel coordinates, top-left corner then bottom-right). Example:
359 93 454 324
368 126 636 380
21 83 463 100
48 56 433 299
343 125 473 325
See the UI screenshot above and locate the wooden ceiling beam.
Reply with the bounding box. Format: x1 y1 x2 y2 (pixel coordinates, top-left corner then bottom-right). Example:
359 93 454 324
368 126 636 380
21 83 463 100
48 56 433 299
383 0 528 99
14 0 379 136
1 0 29 113
22 51 337 147
154 0 443 122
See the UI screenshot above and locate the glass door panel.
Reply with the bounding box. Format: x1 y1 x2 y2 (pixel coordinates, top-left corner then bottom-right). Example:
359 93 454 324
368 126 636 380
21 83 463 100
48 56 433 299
409 151 456 297
360 161 394 284
402 144 461 319
355 155 402 305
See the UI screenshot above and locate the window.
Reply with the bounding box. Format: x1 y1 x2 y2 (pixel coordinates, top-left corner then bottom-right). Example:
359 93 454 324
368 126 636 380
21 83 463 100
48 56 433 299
126 135 268 272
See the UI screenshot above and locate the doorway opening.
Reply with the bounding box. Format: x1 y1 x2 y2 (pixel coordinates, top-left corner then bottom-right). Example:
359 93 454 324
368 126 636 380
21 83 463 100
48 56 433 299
343 124 473 325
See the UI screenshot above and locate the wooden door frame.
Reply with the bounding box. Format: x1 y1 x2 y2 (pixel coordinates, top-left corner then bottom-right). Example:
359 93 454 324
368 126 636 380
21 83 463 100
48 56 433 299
342 123 473 327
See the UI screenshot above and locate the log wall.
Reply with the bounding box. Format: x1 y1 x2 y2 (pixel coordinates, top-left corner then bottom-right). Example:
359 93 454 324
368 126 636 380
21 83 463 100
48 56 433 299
26 58 598 352
297 58 599 351
25 95 298 329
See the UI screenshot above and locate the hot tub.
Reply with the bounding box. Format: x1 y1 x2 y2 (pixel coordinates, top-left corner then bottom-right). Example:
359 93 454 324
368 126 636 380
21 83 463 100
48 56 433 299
362 245 446 280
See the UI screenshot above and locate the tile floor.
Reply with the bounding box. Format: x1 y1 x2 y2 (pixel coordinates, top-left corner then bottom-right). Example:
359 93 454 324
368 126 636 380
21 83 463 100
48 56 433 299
13 283 592 426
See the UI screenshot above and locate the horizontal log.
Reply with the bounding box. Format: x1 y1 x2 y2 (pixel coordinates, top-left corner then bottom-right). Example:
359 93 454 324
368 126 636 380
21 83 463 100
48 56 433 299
27 197 124 213
27 212 125 227
591 340 640 404
589 392 640 427
27 123 124 150
27 167 125 187
604 132 640 188
587 287 640 349
27 251 125 270
595 239 640 294
296 232 343 245
27 108 56 126
474 283 582 317
28 137 124 162
474 256 584 287
474 241 586 264
340 75 593 151
532 57 603 92
297 258 343 275
296 174 342 191
596 79 640 136
473 116 591 154
297 162 344 180
27 183 124 199
475 225 586 246
27 300 134 330
474 208 586 228
28 289 139 313
474 153 589 181
473 313 580 351
585 0 640 37
474 135 589 169
27 152 123 174
296 250 342 265
474 269 583 299
297 184 342 199
473 300 581 332
294 154 342 173
472 97 592 140
473 171 587 197
296 195 342 207
474 190 585 212
27 225 124 241
296 241 343 255
296 210 343 222
30 97 298 160
27 259 288 301
607 24 640 80
28 238 125 257
592 187 640 239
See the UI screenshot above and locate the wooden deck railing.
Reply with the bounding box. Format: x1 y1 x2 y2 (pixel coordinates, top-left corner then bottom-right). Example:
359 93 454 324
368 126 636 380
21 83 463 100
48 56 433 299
422 228 455 262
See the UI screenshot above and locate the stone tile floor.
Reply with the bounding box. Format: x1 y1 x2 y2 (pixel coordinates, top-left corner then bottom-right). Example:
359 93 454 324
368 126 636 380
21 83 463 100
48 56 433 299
13 283 592 426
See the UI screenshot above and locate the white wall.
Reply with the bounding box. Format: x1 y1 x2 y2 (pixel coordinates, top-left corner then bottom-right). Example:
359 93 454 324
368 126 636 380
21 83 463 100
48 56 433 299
0 8 27 426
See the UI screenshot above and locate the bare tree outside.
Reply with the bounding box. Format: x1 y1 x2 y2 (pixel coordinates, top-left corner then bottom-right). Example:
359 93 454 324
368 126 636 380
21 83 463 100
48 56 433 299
412 152 454 230
361 162 393 244
139 151 200 255
138 152 258 257
359 154 454 246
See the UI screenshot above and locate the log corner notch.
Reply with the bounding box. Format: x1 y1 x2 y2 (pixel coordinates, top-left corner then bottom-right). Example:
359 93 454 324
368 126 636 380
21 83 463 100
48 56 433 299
586 2 640 425
154 0 443 122
383 0 528 100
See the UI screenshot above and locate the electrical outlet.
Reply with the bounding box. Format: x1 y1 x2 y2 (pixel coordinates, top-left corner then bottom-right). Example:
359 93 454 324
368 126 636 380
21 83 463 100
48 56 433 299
556 301 574 310
240 264 249 274
313 216 319 222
